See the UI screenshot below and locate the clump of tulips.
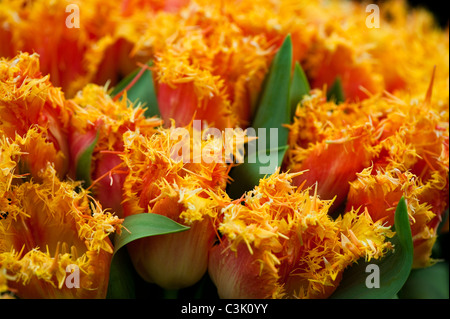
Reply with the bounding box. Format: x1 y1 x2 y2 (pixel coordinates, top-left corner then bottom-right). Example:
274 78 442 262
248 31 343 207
0 0 448 299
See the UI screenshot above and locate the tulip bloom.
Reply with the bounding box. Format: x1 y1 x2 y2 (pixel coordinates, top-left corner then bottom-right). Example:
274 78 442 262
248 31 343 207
0 0 147 97
346 167 446 269
209 171 393 299
285 90 379 210
67 83 162 218
132 2 275 129
0 52 71 178
0 155 122 298
368 0 449 103
299 0 449 102
346 96 449 268
304 31 383 101
120 124 238 289
153 35 273 130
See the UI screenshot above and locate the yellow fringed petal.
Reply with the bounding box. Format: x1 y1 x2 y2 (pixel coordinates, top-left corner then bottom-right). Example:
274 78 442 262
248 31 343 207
0 165 122 299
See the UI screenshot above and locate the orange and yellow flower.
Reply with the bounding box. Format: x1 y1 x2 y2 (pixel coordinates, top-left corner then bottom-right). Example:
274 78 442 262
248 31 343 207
0 0 448 300
0 136 122 298
300 0 449 102
346 92 449 268
119 123 238 289
0 0 149 97
209 171 393 299
300 0 383 101
144 2 276 129
369 0 449 104
285 89 380 210
67 83 162 217
0 52 71 178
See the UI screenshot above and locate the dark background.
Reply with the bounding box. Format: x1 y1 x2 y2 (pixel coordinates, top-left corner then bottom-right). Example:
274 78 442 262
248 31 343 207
408 0 448 27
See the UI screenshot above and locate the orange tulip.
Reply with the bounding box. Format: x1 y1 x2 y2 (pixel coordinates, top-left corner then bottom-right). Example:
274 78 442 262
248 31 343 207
0 0 148 97
370 0 449 102
285 90 379 210
0 52 71 178
0 142 122 298
132 1 275 129
302 0 448 102
120 124 237 289
67 84 162 217
346 94 449 268
209 171 393 299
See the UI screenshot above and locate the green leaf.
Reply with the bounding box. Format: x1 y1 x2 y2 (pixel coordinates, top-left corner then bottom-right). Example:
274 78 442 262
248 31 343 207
110 61 160 118
106 213 190 298
397 262 449 299
106 247 137 299
289 61 310 119
228 145 288 199
251 34 293 147
113 213 190 255
228 35 292 198
330 197 413 299
75 130 99 187
327 77 345 104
